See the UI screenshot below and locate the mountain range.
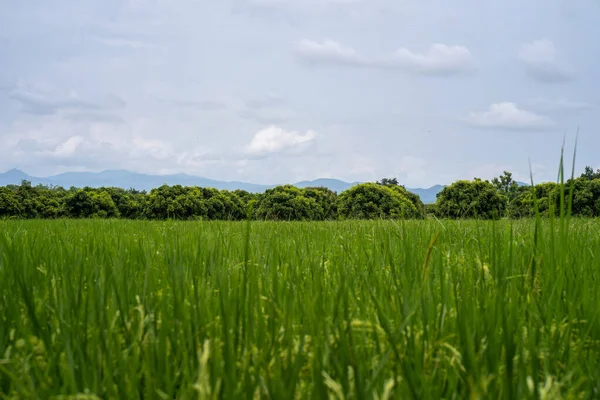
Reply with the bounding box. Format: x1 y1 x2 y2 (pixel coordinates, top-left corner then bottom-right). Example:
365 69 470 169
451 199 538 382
0 169 445 203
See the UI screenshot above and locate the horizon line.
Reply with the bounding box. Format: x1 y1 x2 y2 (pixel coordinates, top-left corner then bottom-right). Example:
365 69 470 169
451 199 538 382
0 167 450 189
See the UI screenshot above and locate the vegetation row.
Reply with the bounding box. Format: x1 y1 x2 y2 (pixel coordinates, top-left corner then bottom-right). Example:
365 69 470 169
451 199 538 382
1 167 599 220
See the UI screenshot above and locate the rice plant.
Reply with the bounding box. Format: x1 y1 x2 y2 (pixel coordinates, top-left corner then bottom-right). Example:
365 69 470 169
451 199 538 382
0 216 599 399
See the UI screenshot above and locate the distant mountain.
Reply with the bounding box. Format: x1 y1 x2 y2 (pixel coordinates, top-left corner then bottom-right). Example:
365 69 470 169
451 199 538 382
0 169 272 193
294 178 360 193
0 169 445 203
406 185 445 204
0 169 40 184
47 170 276 193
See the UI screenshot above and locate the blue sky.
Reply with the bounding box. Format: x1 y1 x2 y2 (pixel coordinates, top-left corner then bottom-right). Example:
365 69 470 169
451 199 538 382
0 0 598 187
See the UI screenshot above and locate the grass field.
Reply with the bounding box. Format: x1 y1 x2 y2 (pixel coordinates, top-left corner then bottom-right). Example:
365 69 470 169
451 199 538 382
1 219 599 399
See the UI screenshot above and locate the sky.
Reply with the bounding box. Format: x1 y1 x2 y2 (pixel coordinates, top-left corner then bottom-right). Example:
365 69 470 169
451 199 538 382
0 0 598 187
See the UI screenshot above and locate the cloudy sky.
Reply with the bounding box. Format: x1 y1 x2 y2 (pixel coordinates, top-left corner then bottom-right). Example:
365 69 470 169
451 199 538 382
1 0 598 187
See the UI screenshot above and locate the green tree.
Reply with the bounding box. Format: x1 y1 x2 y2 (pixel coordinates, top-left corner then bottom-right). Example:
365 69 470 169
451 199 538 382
232 190 260 217
506 186 535 218
0 187 22 218
564 178 600 217
435 179 507 219
23 184 67 218
90 190 120 218
255 185 319 221
65 189 95 218
14 180 45 218
338 183 419 219
534 182 560 216
65 188 119 218
581 166 600 180
376 177 399 186
302 187 339 220
232 190 258 204
143 185 207 220
104 187 146 219
492 171 520 201
203 189 245 220
377 177 425 218
177 187 207 219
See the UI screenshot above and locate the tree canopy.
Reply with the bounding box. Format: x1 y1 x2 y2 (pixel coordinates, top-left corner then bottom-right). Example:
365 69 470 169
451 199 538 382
338 183 419 219
255 185 324 221
581 166 600 181
2 166 600 220
434 179 507 219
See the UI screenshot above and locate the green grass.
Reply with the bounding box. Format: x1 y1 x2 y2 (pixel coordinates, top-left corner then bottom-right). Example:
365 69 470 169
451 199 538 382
1 219 599 399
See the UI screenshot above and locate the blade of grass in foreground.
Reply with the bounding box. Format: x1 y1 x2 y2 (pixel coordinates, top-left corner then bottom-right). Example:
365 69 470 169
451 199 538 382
0 205 599 398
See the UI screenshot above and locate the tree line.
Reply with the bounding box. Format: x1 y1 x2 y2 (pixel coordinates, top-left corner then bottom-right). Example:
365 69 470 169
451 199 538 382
1 167 599 220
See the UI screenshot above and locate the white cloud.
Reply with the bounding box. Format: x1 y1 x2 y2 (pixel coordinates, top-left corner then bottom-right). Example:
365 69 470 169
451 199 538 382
387 44 474 75
53 136 85 157
465 102 555 130
1 114 207 174
8 83 125 117
1 0 597 187
295 40 474 75
246 126 317 155
131 136 174 160
518 39 574 83
9 85 97 114
295 40 362 65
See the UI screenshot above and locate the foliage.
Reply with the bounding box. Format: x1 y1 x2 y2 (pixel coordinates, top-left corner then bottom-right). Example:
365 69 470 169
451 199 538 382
143 185 207 220
8 181 67 218
0 187 21 218
506 186 536 218
104 187 146 219
376 177 399 186
581 166 600 180
492 171 520 202
1 219 599 398
338 183 419 219
377 177 425 218
65 188 120 218
254 185 324 221
435 179 507 219
3 165 600 220
302 186 339 220
508 182 561 218
203 189 246 220
563 177 600 217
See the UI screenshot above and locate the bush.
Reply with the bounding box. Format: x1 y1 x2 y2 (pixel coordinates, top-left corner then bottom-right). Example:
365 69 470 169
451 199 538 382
338 183 419 219
435 179 507 219
255 185 321 221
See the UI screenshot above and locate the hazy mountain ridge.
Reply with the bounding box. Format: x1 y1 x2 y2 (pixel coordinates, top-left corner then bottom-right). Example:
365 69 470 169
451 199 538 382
0 169 445 203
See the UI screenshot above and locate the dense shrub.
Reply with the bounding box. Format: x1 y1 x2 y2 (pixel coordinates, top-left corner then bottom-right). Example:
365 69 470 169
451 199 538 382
0 187 21 218
66 188 120 218
255 185 324 221
302 187 339 220
435 179 507 219
144 185 206 220
338 183 419 219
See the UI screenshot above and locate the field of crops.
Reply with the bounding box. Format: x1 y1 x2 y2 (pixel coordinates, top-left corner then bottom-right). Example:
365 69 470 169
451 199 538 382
1 218 599 399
